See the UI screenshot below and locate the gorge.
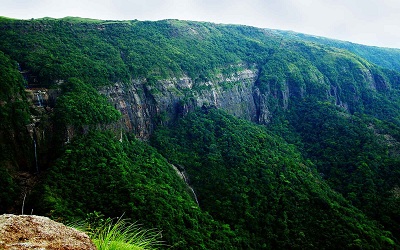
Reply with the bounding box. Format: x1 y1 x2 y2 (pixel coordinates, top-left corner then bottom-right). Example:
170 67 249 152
0 16 400 249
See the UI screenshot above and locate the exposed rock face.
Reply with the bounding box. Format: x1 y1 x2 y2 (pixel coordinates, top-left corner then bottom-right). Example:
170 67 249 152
25 88 60 109
101 67 258 139
0 214 96 250
100 60 389 139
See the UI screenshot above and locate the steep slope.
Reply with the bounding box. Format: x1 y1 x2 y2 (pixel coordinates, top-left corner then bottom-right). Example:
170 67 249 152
1 17 400 129
269 100 400 241
2 17 400 137
272 29 400 72
0 17 400 248
31 131 240 249
152 109 396 249
0 51 31 212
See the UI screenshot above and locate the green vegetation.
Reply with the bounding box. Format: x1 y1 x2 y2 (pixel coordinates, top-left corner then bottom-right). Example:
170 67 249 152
55 78 121 127
282 100 400 240
0 51 30 210
86 214 162 250
69 212 162 250
91 219 159 250
0 17 277 86
274 30 400 71
0 51 30 161
0 166 19 212
31 131 239 249
152 108 396 249
0 17 400 249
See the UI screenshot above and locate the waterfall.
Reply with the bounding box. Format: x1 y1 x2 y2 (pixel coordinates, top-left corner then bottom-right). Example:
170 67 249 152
119 131 123 142
65 129 70 144
188 186 200 206
33 137 39 173
35 92 43 107
171 165 200 206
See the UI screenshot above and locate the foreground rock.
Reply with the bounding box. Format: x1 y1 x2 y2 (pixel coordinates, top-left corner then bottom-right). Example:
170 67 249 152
0 214 96 250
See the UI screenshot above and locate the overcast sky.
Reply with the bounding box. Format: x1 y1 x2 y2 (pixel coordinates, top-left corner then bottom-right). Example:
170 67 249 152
2 0 400 48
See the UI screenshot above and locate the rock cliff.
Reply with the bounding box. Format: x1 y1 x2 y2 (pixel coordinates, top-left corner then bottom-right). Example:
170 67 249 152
101 56 390 139
101 67 258 139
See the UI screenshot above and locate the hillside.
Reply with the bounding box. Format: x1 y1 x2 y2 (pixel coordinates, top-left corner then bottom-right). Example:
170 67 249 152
272 29 400 72
0 17 399 249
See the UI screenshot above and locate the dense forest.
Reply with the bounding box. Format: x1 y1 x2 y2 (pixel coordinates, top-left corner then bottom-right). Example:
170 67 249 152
0 16 400 249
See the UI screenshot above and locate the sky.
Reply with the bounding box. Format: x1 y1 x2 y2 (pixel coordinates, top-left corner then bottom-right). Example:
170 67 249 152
2 0 400 49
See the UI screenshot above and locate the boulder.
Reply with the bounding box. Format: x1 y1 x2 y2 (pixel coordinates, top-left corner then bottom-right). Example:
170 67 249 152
0 214 96 250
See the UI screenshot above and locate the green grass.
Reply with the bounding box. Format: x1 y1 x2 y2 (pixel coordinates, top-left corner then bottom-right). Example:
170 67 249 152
91 218 162 250
70 215 163 250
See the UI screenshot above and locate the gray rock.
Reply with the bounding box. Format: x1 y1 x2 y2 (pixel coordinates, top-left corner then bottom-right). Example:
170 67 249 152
101 66 259 139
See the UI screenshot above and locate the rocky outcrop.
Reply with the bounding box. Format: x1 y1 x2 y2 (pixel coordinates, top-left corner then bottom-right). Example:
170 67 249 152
25 88 60 109
101 67 258 139
24 88 59 172
101 60 390 138
0 214 96 250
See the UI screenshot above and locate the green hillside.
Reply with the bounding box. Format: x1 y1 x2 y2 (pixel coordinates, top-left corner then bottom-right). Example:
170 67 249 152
0 17 399 249
152 108 396 249
273 29 400 72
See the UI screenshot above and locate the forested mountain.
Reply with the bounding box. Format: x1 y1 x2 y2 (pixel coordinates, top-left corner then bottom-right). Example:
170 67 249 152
272 29 400 72
0 16 399 249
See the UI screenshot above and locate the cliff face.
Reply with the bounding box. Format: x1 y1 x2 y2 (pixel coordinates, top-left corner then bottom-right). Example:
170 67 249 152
101 57 391 139
0 17 397 140
101 67 259 139
1 17 400 249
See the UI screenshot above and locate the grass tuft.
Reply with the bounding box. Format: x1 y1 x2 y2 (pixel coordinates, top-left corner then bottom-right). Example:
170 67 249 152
69 214 163 250
91 217 163 250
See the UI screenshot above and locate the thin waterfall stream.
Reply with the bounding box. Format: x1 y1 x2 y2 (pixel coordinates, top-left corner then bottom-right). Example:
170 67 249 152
181 172 200 206
35 92 43 107
171 164 200 206
188 186 200 206
33 137 39 173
